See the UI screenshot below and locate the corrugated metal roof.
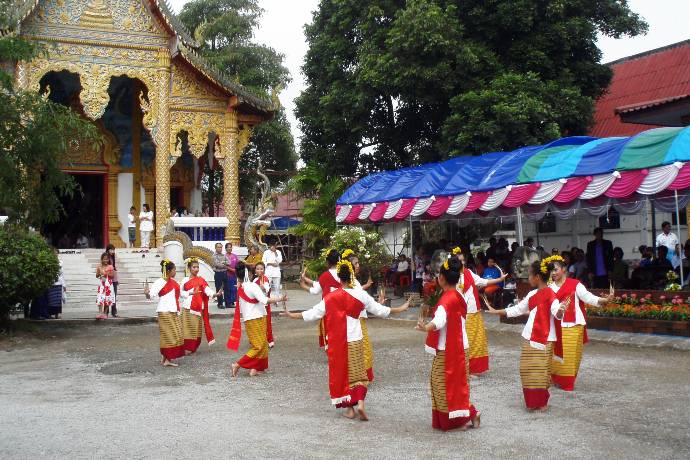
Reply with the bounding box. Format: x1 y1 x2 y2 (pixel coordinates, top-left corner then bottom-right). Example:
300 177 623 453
591 40 690 137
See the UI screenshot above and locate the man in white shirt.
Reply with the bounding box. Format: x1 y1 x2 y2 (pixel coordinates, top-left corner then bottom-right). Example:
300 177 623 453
262 240 283 296
656 221 680 269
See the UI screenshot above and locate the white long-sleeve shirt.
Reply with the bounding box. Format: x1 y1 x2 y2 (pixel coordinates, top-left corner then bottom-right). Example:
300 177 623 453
238 281 269 322
309 268 340 295
504 289 561 344
180 277 215 311
458 270 488 314
428 306 469 351
302 288 391 342
262 249 283 279
548 281 600 327
149 278 179 313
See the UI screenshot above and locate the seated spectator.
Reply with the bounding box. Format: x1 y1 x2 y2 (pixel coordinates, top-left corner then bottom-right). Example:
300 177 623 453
610 247 629 289
561 251 572 270
422 262 434 284
551 248 559 255
638 245 652 267
474 251 486 276
385 258 398 286
393 253 410 285
653 246 673 272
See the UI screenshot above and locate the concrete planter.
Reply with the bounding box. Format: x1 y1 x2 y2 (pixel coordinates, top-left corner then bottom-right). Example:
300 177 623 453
586 316 690 337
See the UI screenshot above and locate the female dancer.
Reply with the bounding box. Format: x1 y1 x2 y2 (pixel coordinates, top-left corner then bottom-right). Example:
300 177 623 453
284 260 409 421
227 262 286 377
300 248 342 348
145 259 185 367
180 258 222 354
487 260 566 411
95 252 115 320
453 247 505 375
546 256 610 391
253 262 276 348
416 257 481 431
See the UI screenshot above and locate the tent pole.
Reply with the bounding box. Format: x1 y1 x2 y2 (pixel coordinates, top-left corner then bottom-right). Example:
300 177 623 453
409 216 414 258
675 190 684 288
516 207 524 246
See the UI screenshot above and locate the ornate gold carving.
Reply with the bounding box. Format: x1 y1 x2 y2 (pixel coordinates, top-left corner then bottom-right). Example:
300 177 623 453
14 61 28 90
169 110 224 159
154 63 172 246
79 0 114 30
107 171 126 247
222 110 245 243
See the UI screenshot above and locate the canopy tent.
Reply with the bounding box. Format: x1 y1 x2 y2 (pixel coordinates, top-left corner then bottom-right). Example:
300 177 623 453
266 216 302 234
336 126 690 224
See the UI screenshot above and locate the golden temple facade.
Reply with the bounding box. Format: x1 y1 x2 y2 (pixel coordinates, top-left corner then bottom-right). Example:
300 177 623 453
7 0 275 247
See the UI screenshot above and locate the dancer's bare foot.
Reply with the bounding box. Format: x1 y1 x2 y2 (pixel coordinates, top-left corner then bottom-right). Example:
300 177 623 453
249 369 259 377
448 421 470 432
231 363 240 377
356 401 368 421
162 359 178 367
342 407 356 419
160 356 165 365
185 350 192 355
471 411 481 428
531 406 548 412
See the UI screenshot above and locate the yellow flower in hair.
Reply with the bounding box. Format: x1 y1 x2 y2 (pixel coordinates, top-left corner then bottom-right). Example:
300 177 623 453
336 259 356 287
540 255 565 274
452 247 462 255
443 259 450 270
321 247 334 259
341 248 355 260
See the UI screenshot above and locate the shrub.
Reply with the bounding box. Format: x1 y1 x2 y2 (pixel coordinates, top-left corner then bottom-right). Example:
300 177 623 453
0 225 59 320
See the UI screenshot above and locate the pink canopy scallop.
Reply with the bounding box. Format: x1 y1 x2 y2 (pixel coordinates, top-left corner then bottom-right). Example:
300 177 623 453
669 164 690 190
553 177 591 203
502 183 541 207
604 170 648 198
463 192 490 212
368 202 389 222
425 196 453 217
391 198 418 221
343 204 364 224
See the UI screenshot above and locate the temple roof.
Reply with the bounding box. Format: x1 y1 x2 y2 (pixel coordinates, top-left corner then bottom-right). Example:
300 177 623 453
11 0 275 116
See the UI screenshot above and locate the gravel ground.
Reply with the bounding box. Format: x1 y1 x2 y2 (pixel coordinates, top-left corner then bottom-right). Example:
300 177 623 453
1 317 689 460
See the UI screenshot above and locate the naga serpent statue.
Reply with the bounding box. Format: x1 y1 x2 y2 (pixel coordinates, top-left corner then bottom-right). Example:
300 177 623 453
244 158 274 252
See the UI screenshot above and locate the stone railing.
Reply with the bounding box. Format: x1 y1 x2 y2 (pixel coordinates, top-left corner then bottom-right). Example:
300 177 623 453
171 216 229 242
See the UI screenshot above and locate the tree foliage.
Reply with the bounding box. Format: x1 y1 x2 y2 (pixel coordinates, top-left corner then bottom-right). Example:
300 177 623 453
296 0 648 178
179 0 297 202
0 29 101 229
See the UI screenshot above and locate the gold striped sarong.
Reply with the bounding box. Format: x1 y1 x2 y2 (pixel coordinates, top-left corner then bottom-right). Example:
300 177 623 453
551 325 585 391
520 341 553 390
237 316 269 370
182 308 202 345
466 311 489 374
360 318 374 379
347 339 369 389
158 312 184 360
430 351 471 413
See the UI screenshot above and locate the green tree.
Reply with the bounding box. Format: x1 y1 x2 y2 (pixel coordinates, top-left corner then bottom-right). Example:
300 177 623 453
0 19 101 228
296 0 647 178
179 0 297 206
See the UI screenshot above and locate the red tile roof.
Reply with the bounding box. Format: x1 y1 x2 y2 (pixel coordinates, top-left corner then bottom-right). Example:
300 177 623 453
591 40 690 137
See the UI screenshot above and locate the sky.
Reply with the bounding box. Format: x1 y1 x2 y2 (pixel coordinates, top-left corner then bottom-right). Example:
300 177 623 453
168 0 690 150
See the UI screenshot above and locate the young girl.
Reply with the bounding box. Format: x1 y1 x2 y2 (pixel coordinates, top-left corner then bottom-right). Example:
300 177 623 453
253 262 276 348
127 206 137 248
487 260 567 411
416 256 481 431
96 252 115 320
227 262 286 377
547 256 610 391
180 258 222 354
145 259 184 367
284 260 409 421
106 244 118 317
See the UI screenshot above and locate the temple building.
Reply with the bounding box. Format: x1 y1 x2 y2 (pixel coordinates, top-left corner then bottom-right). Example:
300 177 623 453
5 0 276 247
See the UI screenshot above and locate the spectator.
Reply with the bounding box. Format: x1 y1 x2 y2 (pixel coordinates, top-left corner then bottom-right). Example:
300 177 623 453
551 248 559 255
656 221 680 269
262 239 283 296
413 246 425 293
139 203 154 249
481 257 504 290
638 245 652 267
486 237 498 261
211 243 228 309
474 251 486 276
58 233 71 249
422 262 434 284
225 242 239 305
524 237 535 249
75 233 89 249
244 245 263 275
106 244 118 317
561 251 572 270
586 227 613 288
610 247 629 289
127 206 137 248
393 253 409 285
653 245 673 272
571 248 588 284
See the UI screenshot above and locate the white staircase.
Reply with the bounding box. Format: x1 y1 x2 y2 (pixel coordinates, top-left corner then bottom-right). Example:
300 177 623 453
60 248 168 318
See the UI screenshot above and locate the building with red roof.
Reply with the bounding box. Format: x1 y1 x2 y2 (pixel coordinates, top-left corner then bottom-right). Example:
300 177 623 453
591 39 690 137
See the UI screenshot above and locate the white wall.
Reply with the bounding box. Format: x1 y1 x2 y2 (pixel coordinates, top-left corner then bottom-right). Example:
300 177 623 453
117 173 133 243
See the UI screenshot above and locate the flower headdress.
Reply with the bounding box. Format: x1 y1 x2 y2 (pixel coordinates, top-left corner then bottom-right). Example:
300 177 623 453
321 247 334 259
160 258 174 279
341 248 355 260
184 257 199 277
452 247 462 255
540 255 565 274
442 253 451 270
335 259 356 288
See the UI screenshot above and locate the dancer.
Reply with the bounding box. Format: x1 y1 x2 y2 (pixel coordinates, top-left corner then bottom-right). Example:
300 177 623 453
453 247 505 376
284 260 410 421
416 256 481 431
145 259 184 367
180 258 222 354
486 260 566 411
300 248 342 348
227 262 286 377
253 262 276 348
546 255 610 391
95 252 115 320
